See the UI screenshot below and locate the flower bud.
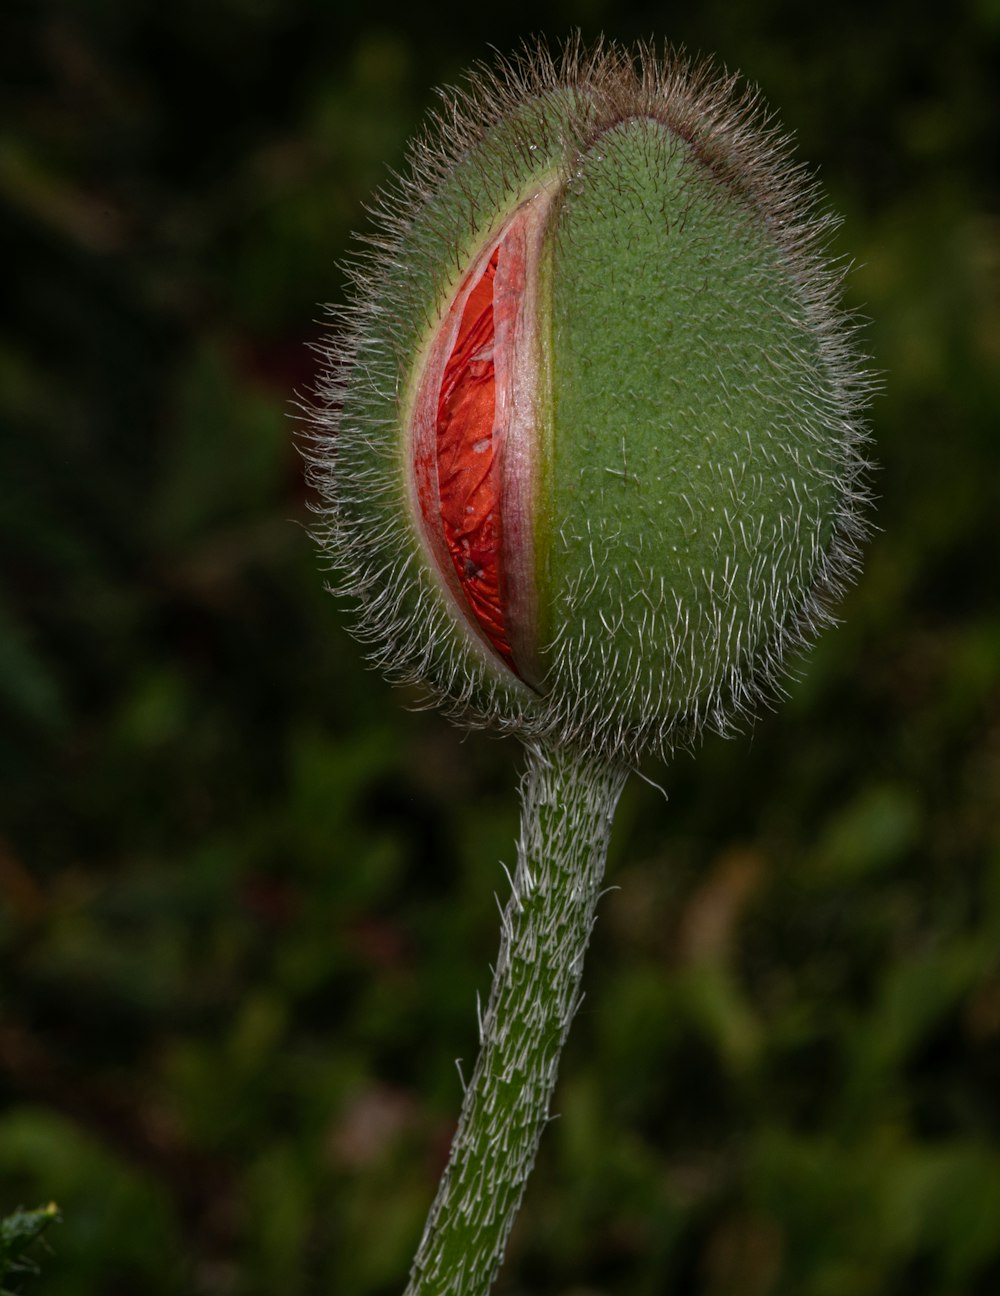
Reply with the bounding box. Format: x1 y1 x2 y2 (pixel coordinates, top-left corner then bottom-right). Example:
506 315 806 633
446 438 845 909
308 40 871 761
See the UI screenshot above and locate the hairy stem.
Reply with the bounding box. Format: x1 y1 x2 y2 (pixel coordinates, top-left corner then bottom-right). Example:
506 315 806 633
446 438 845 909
405 738 629 1296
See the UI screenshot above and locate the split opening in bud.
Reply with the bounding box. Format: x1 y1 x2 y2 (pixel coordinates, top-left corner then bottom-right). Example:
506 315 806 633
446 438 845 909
408 185 557 691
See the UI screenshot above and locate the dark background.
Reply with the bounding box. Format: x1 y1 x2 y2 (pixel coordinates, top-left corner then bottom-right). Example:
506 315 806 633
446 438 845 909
1 1 999 1293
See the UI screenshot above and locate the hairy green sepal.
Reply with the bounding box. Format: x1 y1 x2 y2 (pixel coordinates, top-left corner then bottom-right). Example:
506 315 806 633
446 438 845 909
545 118 840 722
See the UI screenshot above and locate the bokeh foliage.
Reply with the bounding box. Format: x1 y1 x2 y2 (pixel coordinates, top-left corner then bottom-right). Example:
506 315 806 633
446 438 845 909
1 1 998 1293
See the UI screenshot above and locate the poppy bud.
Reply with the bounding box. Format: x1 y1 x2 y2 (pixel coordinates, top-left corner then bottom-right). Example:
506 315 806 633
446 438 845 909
308 40 870 761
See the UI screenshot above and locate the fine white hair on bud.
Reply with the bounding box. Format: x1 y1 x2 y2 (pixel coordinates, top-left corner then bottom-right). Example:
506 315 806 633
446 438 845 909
304 36 873 763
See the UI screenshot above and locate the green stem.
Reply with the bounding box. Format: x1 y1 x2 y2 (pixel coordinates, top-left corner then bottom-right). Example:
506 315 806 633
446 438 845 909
405 738 629 1296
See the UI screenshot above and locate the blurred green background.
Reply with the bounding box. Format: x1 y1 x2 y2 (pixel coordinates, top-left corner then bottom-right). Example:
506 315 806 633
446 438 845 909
1 1 998 1293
